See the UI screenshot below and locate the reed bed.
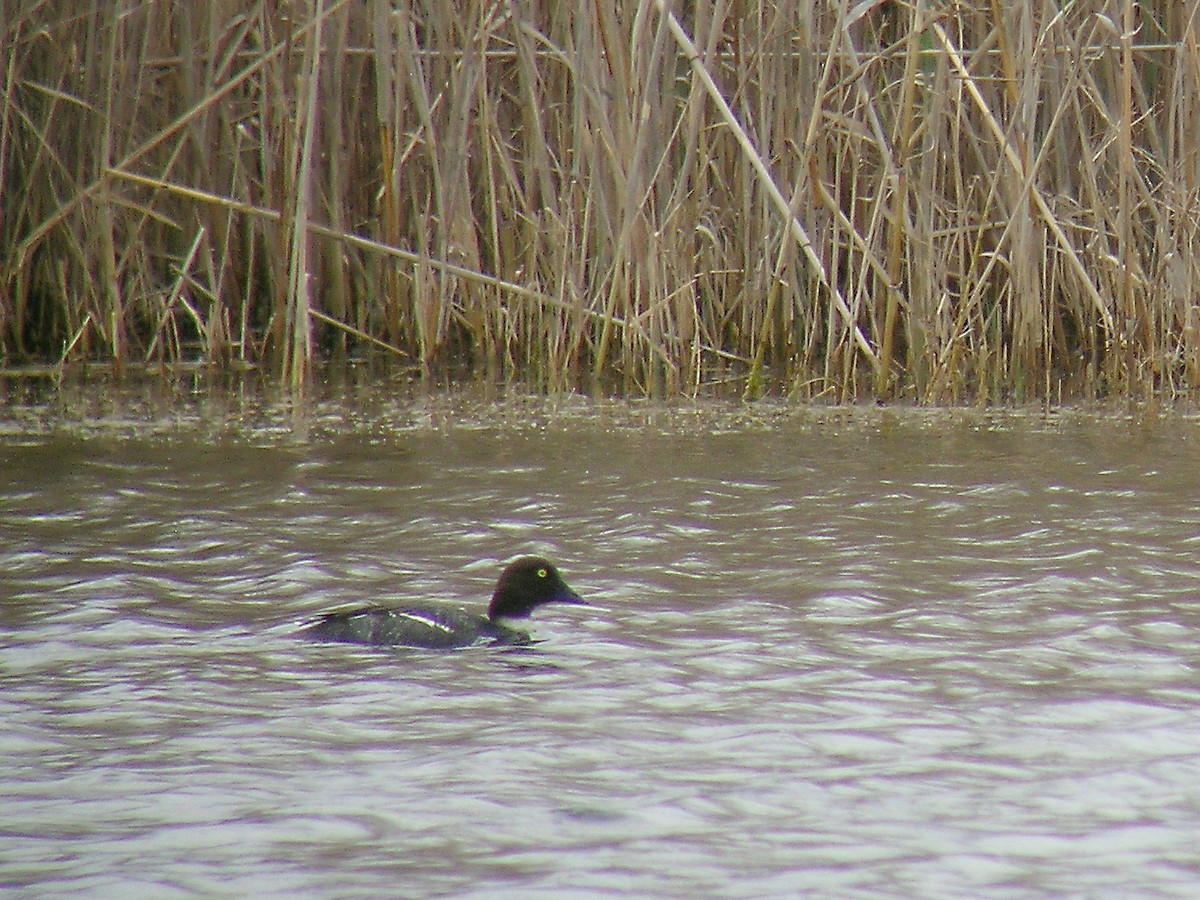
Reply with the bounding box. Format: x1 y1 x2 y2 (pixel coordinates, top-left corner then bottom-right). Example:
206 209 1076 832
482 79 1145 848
1 0 1197 401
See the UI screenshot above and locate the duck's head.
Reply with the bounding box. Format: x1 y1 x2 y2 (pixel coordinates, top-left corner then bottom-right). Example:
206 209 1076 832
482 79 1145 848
487 556 584 620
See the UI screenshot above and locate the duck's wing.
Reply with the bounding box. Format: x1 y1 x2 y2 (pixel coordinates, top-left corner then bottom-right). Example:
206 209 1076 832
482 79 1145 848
301 605 524 649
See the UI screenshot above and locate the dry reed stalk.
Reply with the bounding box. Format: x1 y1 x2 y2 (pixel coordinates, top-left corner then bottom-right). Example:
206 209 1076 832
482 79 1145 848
280 0 324 390
104 168 634 335
876 0 923 397
659 0 880 376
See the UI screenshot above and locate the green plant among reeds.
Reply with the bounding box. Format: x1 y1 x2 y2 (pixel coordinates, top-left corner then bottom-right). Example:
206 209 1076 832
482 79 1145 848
1 0 1197 402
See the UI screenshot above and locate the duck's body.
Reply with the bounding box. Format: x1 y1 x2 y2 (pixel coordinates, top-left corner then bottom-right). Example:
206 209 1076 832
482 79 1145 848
301 556 583 649
302 604 531 649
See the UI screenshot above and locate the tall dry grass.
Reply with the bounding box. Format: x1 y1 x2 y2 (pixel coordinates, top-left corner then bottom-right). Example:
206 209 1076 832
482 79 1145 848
1 0 1198 401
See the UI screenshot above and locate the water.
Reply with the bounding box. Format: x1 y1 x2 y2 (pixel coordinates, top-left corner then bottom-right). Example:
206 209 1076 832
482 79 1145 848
3 385 1200 896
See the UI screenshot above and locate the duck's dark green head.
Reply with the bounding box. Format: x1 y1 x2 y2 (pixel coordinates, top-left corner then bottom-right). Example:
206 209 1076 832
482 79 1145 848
487 556 583 620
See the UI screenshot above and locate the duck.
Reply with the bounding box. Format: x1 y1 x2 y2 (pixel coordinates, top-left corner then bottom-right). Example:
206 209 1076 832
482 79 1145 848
301 556 584 649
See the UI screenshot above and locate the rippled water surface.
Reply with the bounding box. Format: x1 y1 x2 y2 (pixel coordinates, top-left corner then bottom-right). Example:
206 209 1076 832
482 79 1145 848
3 385 1200 897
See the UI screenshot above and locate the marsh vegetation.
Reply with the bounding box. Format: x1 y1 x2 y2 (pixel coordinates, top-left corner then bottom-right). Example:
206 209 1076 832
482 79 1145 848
1 1 1196 401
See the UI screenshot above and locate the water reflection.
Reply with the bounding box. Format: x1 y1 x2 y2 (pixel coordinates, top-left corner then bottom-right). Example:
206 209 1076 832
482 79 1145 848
2 390 1200 895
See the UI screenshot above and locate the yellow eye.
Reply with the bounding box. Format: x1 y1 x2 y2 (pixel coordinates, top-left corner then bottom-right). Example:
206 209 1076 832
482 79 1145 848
537 568 548 578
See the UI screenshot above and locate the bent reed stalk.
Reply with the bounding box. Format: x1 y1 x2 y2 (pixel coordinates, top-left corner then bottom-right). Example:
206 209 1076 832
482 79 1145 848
1 0 1198 402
